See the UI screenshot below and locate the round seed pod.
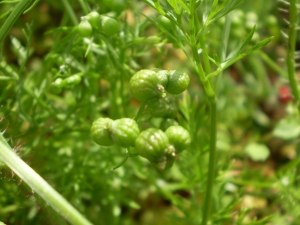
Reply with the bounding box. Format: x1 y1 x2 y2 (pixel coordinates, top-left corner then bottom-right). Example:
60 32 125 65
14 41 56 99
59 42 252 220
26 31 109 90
135 128 170 162
130 70 163 102
103 0 126 14
52 78 64 94
110 118 140 148
64 74 81 88
100 16 119 36
157 15 173 32
156 70 169 88
90 118 114 146
85 11 100 29
136 128 176 171
166 70 190 95
77 18 93 37
150 68 168 88
159 118 178 131
52 78 64 88
165 125 191 153
146 97 175 118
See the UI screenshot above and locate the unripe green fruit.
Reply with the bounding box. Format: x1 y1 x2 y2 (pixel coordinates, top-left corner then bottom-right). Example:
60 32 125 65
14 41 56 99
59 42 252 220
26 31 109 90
150 68 168 87
90 118 114 146
53 78 64 88
166 70 190 94
156 70 169 88
64 74 81 88
85 11 100 29
136 128 176 171
130 70 164 102
157 15 173 32
135 128 170 161
52 78 64 94
103 0 126 14
165 126 191 153
160 118 178 131
100 16 119 36
146 97 175 118
111 118 140 147
77 19 93 37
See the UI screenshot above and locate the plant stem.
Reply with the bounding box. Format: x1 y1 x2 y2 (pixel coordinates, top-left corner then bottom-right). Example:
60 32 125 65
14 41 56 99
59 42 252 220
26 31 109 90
134 101 147 121
189 2 217 225
0 0 33 44
287 0 300 110
0 133 93 225
61 0 78 26
201 100 217 225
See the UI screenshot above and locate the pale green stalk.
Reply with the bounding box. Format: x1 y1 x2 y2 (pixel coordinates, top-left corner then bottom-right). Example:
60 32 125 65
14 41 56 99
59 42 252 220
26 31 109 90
61 0 78 26
189 1 218 225
0 133 93 225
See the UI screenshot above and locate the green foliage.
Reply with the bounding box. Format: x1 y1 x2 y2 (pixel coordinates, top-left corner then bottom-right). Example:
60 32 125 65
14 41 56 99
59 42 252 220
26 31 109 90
0 0 299 225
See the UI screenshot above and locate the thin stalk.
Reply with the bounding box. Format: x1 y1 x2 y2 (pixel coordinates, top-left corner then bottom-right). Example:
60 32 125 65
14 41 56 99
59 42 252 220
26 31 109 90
78 0 91 15
199 36 211 74
215 14 231 94
133 101 147 121
201 100 217 225
0 133 93 225
189 2 217 225
258 50 287 78
61 0 78 26
0 0 33 44
287 0 300 110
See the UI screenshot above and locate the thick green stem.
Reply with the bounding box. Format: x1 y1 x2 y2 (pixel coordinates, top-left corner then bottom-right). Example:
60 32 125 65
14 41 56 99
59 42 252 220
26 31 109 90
201 100 217 225
0 133 93 225
0 0 33 44
287 0 300 110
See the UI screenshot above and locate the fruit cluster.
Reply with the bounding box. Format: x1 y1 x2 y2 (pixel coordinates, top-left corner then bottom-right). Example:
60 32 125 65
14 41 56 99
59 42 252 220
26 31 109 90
90 118 191 171
90 69 191 171
130 69 190 101
52 74 82 93
130 69 190 118
76 11 120 38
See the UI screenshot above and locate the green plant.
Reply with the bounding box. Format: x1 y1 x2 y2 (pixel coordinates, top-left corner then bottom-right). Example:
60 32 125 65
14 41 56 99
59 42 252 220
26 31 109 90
1 0 298 224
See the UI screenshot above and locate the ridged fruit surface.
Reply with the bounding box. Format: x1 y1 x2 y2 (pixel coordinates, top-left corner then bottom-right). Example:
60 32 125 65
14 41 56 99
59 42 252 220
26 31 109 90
130 70 161 102
90 118 114 146
135 128 170 161
101 16 119 36
166 70 190 94
111 118 140 147
165 125 191 153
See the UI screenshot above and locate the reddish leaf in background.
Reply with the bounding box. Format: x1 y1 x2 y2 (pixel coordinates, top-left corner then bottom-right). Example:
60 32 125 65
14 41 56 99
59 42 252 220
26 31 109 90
278 85 293 103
